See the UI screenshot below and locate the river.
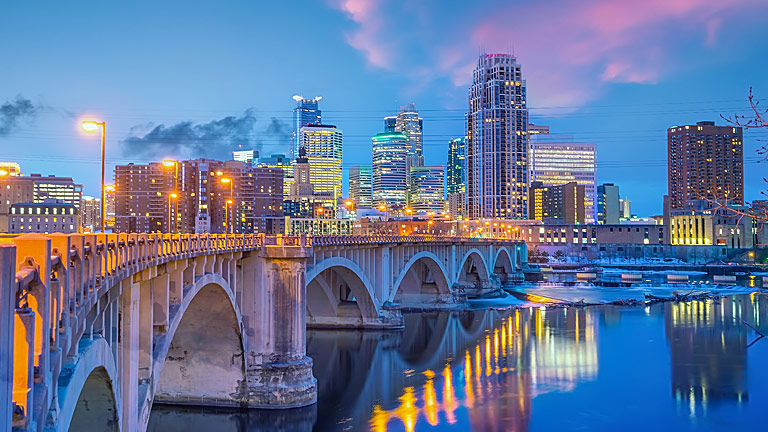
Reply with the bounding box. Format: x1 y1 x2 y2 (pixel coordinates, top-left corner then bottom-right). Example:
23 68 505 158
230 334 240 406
148 294 767 431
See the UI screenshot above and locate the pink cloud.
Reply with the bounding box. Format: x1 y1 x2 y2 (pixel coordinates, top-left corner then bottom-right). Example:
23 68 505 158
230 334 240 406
330 0 766 107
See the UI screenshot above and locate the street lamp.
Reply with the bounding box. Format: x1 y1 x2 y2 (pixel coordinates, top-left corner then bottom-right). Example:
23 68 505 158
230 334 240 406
224 199 233 234
378 204 387 222
163 160 179 233
82 120 106 232
168 193 178 233
220 177 234 234
0 169 8 177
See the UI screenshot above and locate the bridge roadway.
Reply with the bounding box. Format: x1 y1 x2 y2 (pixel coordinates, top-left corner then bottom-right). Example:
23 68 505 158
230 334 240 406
0 232 526 431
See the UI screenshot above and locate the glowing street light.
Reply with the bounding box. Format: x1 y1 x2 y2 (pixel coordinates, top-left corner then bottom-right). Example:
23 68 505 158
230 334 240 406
0 169 8 177
82 120 107 232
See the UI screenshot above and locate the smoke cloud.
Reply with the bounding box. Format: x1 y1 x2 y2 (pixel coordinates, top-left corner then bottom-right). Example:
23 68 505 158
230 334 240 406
0 96 37 135
121 110 292 161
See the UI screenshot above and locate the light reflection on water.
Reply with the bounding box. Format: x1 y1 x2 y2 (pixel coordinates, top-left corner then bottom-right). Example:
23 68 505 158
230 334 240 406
148 294 767 431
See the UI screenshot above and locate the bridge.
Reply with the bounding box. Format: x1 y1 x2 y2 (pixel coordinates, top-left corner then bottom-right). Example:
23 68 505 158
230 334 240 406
0 232 526 431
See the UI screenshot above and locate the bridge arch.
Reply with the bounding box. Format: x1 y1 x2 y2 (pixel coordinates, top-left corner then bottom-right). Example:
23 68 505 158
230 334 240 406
306 257 380 328
152 274 245 410
493 247 515 280
57 338 120 432
455 248 491 286
391 251 452 304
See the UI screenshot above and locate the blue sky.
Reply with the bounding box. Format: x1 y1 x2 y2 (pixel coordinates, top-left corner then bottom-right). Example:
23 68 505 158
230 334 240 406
1 0 767 215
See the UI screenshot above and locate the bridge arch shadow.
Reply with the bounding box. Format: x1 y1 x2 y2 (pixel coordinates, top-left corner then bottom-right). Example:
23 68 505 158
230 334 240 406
306 257 381 328
391 252 453 307
455 249 491 291
493 247 515 284
153 278 245 408
61 337 121 432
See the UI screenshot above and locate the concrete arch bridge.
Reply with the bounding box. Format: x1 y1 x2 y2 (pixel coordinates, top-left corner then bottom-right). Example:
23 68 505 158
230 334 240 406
0 233 525 431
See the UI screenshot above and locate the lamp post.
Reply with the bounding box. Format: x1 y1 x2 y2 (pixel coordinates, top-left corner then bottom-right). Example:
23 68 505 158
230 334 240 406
220 177 234 234
168 193 178 233
378 204 387 222
163 160 179 233
82 120 106 232
344 199 354 219
224 199 233 234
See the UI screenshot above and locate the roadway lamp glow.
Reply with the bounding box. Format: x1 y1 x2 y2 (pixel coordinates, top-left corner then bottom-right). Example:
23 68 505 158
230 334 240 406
220 178 231 184
162 160 177 167
0 169 8 177
81 121 101 132
169 193 178 199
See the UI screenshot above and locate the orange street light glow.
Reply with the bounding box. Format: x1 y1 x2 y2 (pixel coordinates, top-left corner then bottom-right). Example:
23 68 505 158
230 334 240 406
169 193 178 199
226 199 233 204
220 178 231 184
378 204 386 211
81 121 102 132
345 200 353 207
104 184 115 192
0 169 9 177
162 160 177 167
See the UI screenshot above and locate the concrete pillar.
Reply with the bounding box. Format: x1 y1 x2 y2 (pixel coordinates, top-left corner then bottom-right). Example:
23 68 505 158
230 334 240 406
0 245 15 429
138 277 153 382
153 271 170 332
119 279 140 432
241 244 317 408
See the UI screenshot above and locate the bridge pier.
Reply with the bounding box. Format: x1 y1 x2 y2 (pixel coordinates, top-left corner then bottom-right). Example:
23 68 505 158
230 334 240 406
240 240 317 408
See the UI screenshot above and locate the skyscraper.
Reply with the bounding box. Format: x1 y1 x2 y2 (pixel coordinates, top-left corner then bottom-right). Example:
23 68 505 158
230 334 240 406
300 124 343 208
528 181 585 225
372 132 408 210
529 141 597 223
292 95 322 159
409 166 445 213
446 137 467 217
466 53 529 219
596 183 620 224
668 121 743 209
349 165 373 208
385 104 424 205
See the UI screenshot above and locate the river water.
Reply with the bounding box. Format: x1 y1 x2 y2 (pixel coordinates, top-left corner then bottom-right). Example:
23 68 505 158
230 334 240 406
148 294 767 431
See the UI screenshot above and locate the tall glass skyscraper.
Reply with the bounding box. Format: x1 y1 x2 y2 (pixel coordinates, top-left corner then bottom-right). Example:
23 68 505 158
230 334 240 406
529 141 597 224
446 137 466 195
466 53 529 219
384 104 423 205
372 132 408 210
409 166 445 213
348 165 373 208
299 125 342 208
292 95 322 159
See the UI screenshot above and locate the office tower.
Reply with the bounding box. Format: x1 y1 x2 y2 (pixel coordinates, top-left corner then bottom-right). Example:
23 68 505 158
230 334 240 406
114 162 174 233
385 104 424 204
289 147 314 198
466 53 529 219
596 183 620 224
80 196 101 232
233 149 259 166
409 166 445 213
8 199 79 234
529 141 597 223
372 132 408 210
668 121 743 209
349 165 373 208
446 137 467 216
0 173 82 232
528 181 585 225
619 198 631 219
292 95 323 159
299 125 343 208
258 153 294 197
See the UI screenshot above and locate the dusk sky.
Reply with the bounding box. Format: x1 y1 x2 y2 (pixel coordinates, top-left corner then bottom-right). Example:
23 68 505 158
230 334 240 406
2 0 767 215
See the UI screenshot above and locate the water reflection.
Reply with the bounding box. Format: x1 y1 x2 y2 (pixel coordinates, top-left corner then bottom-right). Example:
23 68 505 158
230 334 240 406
665 294 767 415
147 294 767 431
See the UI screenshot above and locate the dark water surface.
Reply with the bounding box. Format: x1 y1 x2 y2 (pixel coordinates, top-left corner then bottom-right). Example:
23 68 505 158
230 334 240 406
148 294 767 431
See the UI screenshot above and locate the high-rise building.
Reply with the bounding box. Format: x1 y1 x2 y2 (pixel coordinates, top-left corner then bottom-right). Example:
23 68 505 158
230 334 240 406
384 104 424 205
258 153 293 197
115 159 283 234
528 181 585 225
349 165 373 208
299 124 343 209
372 132 408 210
446 137 467 217
466 53 529 219
668 121 743 209
619 198 631 220
596 183 620 225
233 149 259 166
409 166 445 213
529 141 597 223
292 95 323 159
289 147 314 199
80 196 101 232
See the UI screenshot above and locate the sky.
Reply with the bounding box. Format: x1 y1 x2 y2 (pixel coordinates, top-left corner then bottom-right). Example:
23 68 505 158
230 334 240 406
1 0 767 216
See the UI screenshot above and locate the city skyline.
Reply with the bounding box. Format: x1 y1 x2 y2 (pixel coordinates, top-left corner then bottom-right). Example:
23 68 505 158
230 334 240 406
1 1 767 216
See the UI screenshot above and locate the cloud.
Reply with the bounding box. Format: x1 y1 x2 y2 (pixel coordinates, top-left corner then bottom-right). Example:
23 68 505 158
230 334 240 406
0 96 37 135
329 0 767 108
121 110 292 160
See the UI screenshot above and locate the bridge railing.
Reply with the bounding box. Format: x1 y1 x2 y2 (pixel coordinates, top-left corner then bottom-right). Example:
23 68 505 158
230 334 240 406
1 232 315 429
310 234 524 246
